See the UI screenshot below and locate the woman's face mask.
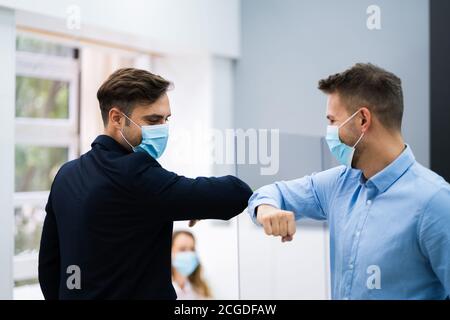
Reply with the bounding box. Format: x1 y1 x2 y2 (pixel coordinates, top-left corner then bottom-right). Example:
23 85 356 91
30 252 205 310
325 109 365 167
172 251 199 277
119 113 169 159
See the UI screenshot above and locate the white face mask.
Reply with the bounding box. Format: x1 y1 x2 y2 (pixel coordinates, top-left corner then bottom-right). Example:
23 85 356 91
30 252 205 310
325 110 364 167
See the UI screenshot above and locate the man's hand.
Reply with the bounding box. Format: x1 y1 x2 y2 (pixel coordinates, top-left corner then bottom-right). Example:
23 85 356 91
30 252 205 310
256 204 296 242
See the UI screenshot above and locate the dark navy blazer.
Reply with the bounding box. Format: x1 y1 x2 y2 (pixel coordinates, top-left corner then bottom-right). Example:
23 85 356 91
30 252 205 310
38 135 252 299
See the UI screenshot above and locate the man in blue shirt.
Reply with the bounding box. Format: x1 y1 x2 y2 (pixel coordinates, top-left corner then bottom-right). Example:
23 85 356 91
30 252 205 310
248 63 450 300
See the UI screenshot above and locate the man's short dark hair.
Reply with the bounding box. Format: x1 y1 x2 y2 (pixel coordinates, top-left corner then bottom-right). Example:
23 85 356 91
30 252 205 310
97 68 172 125
318 63 404 130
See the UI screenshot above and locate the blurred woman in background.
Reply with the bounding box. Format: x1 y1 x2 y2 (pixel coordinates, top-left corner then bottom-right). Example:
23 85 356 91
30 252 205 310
171 230 212 299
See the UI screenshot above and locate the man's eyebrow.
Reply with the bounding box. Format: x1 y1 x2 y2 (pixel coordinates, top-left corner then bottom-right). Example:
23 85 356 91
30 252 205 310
142 114 167 120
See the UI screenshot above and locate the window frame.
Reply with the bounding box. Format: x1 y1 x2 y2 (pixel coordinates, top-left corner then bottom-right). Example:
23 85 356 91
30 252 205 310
13 37 80 284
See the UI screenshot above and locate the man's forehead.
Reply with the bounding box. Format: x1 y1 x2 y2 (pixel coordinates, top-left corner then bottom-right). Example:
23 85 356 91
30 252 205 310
326 94 347 118
135 102 170 116
326 95 337 113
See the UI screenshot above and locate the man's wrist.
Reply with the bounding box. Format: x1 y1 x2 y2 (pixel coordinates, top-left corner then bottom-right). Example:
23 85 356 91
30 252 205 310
256 204 277 220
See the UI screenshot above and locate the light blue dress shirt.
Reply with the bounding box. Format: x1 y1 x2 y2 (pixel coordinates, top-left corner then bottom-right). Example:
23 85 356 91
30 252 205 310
248 146 450 299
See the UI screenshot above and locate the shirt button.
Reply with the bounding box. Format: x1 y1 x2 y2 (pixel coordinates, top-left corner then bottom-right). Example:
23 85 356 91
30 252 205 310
343 297 349 300
349 264 354 269
366 200 372 205
355 231 360 237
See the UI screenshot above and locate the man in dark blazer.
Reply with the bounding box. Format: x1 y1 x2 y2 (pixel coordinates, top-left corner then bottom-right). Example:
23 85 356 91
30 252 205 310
38 68 252 300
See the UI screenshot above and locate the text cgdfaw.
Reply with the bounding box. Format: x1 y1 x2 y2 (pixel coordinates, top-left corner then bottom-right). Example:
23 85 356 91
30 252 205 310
174 304 277 317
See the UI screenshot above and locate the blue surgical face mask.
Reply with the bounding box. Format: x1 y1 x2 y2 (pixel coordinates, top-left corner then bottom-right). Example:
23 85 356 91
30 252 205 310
325 110 364 167
119 113 169 159
172 251 199 277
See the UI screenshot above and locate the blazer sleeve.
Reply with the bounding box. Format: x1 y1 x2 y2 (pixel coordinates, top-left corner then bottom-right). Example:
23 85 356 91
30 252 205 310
38 190 61 300
133 163 253 222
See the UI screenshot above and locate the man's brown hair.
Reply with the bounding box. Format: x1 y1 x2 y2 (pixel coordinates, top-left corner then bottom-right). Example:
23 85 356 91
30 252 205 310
318 63 403 130
97 68 172 125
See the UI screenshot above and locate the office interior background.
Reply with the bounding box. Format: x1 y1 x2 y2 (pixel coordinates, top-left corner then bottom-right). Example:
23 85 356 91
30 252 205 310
0 0 449 299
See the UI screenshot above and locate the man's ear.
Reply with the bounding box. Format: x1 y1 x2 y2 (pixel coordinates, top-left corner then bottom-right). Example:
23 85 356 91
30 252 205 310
359 107 371 133
109 107 123 129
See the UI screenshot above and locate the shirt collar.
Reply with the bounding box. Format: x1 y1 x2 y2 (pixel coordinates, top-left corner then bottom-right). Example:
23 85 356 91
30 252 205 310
364 144 415 194
91 135 132 154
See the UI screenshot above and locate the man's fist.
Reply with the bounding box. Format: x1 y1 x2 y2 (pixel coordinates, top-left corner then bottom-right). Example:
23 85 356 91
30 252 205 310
256 204 296 242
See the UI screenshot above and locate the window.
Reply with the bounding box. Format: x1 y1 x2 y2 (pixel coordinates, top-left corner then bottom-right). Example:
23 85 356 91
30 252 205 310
16 76 70 119
13 35 80 290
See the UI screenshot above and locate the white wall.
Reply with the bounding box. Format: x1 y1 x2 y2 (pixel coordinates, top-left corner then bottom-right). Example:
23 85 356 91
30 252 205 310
0 0 240 58
0 6 15 299
235 0 430 166
238 218 330 299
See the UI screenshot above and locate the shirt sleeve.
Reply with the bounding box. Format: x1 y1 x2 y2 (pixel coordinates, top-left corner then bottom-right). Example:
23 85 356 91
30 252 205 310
38 191 61 300
247 166 345 225
418 187 450 298
133 163 253 222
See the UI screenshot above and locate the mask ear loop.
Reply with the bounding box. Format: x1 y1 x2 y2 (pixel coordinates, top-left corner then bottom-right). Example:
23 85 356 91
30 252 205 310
119 129 135 151
122 112 141 128
352 132 365 148
339 109 365 148
339 109 361 129
119 113 140 151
